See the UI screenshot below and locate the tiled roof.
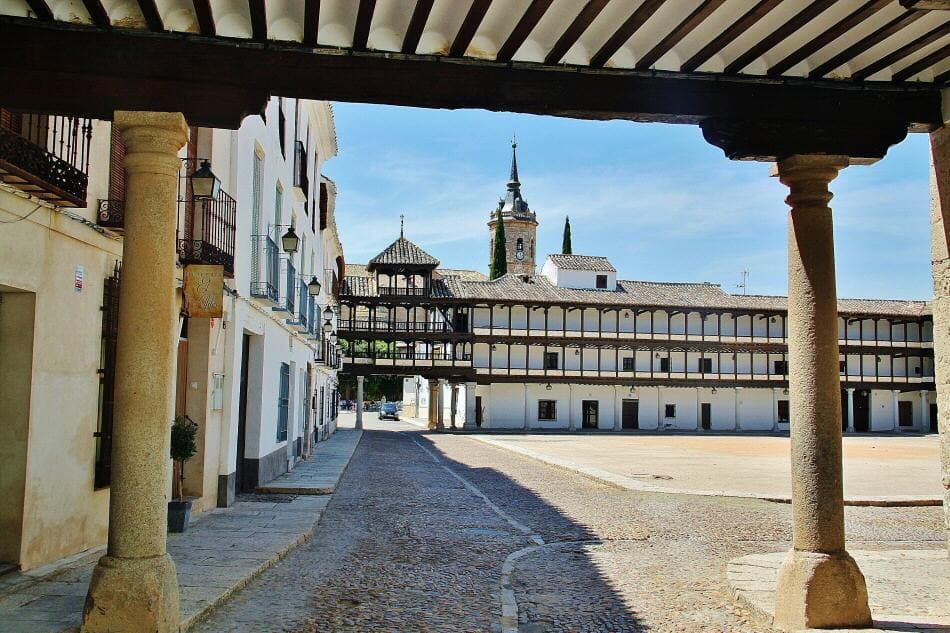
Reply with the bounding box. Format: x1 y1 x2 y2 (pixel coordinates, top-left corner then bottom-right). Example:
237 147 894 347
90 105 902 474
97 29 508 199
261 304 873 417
340 265 931 317
547 254 616 272
438 268 489 282
367 236 439 270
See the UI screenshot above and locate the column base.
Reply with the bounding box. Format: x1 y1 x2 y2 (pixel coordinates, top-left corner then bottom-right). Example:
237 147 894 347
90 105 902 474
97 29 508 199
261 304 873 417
82 554 179 633
774 549 871 631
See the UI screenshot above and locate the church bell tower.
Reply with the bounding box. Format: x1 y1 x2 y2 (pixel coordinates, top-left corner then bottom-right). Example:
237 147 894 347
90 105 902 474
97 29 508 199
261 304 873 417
488 140 538 276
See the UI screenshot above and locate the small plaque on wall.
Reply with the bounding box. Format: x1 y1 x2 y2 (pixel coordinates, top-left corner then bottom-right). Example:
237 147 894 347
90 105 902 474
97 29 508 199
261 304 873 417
183 265 224 318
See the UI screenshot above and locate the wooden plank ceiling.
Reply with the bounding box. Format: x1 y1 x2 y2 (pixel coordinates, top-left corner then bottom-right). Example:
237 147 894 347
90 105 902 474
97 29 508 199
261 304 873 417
7 0 948 83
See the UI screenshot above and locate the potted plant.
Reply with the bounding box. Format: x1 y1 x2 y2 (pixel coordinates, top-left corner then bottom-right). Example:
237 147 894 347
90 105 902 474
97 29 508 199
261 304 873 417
168 414 198 533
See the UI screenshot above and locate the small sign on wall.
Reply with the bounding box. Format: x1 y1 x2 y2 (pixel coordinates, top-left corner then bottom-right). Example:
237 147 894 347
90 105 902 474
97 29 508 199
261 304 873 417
183 265 224 318
74 265 84 292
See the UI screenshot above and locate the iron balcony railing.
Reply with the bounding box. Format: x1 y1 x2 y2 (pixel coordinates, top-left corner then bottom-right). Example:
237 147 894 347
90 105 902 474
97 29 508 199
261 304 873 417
294 140 309 200
295 278 309 330
250 235 280 302
98 199 124 230
377 287 428 297
0 110 92 207
177 189 237 275
284 260 297 315
346 350 473 362
339 319 453 333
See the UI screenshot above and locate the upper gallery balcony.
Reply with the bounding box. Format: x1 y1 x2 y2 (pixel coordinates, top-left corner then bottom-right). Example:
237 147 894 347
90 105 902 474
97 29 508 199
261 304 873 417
0 110 92 207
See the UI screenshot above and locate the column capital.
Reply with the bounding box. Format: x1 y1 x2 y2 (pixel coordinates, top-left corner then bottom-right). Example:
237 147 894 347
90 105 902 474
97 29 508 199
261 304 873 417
772 155 849 210
114 111 189 176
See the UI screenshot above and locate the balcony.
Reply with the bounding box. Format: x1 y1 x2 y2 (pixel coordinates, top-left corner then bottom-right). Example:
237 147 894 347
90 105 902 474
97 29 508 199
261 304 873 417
0 110 92 207
97 199 124 230
177 189 236 275
293 140 309 201
339 319 453 333
378 287 428 297
250 234 280 303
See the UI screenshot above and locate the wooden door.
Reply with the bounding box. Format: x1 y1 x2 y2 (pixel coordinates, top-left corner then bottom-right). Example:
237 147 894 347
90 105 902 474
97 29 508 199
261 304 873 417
621 399 639 429
475 396 483 427
898 400 913 427
582 400 598 428
701 403 711 430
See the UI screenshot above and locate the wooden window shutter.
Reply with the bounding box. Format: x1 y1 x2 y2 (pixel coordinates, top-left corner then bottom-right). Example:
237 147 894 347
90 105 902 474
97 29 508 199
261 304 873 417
109 127 126 201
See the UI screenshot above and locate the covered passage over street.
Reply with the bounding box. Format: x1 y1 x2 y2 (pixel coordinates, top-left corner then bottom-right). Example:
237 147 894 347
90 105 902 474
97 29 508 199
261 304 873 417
4 0 949 631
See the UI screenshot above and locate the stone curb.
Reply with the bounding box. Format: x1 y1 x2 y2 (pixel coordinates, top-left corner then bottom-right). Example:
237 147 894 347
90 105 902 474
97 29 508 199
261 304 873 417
256 429 364 496
467 435 943 508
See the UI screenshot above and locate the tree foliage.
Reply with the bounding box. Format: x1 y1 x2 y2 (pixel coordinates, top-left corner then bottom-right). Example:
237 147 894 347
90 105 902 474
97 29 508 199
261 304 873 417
490 212 507 280
170 415 198 501
562 215 572 255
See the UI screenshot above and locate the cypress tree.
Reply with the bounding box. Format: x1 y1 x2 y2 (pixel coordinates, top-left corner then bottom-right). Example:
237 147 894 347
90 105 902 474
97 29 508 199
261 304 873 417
562 215 572 254
490 213 508 280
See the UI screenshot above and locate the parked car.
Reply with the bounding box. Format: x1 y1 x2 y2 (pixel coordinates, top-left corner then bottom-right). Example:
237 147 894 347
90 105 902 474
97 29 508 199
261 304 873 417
379 401 400 421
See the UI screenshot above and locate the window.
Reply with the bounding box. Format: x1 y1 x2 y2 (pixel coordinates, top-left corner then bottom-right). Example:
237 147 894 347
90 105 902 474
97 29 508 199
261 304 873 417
664 404 676 418
774 360 789 375
622 357 634 371
278 97 286 156
516 237 524 252
274 184 283 229
698 357 713 373
538 400 557 421
277 363 290 441
544 351 559 370
596 274 607 289
840 360 847 373
659 357 670 372
777 400 790 423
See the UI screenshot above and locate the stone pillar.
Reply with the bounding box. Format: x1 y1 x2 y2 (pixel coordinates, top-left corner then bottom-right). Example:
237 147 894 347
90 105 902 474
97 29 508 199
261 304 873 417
771 387 779 432
82 112 189 633
920 390 929 433
427 379 438 430
929 125 950 552
414 379 421 420
568 384 575 431
437 379 446 430
450 384 459 429
355 375 364 430
892 389 901 432
463 382 477 429
846 388 856 433
772 155 871 630
734 387 742 432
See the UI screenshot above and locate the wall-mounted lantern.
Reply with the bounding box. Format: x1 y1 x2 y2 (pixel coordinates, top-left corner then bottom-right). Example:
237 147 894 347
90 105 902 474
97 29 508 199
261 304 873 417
190 160 220 200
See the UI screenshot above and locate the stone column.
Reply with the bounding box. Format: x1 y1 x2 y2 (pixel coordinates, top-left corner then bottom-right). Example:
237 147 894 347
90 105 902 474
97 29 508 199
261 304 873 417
414 379 421 420
450 384 459 429
772 155 871 630
771 387 779 432
427 379 438 430
929 125 950 553
463 382 477 429
355 375 364 430
892 389 900 432
437 379 446 430
846 388 856 433
920 390 929 432
82 112 189 633
734 387 742 431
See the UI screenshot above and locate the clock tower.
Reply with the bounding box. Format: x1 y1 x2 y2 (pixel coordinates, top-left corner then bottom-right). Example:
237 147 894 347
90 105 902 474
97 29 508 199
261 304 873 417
488 140 538 276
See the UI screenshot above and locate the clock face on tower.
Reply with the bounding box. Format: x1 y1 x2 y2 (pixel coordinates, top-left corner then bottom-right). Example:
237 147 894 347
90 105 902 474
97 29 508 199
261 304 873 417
515 250 525 261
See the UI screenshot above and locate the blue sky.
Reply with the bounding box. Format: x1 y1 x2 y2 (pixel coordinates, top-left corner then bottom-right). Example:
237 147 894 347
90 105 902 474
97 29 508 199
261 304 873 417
324 103 933 300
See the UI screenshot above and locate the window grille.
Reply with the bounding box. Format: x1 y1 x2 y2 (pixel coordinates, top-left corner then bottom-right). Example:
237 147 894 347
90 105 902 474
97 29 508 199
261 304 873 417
95 260 121 489
277 363 290 441
538 400 557 421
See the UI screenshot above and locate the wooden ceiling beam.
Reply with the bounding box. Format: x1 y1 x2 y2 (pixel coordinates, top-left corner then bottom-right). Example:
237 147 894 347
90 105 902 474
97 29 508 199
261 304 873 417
767 0 890 77
496 0 553 63
935 67 950 83
81 0 109 27
589 0 665 68
136 0 163 32
25 0 52 21
636 0 728 71
544 0 609 65
900 1 950 9
352 0 376 50
402 0 434 54
450 0 491 58
303 0 319 46
248 0 266 41
3 17 942 132
192 0 215 36
808 9 927 78
893 40 950 80
682 0 781 73
724 0 836 75
853 22 950 80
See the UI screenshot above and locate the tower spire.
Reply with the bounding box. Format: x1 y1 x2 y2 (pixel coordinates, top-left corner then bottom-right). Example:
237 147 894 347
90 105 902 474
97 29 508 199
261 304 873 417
508 135 519 189
400 213 405 238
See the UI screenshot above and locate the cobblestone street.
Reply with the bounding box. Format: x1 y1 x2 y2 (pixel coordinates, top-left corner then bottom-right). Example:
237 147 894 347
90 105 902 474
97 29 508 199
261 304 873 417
193 417 945 632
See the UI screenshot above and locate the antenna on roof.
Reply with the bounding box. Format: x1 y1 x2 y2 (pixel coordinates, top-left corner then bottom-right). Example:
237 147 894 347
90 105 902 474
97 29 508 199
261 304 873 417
400 213 405 238
737 269 749 295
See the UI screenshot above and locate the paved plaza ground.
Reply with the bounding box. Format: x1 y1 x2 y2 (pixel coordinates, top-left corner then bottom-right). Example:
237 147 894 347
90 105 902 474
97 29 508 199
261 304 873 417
190 413 946 633
466 432 943 503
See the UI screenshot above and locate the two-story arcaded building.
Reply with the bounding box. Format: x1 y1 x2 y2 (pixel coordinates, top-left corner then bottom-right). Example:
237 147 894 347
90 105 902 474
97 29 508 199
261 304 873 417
339 145 935 435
